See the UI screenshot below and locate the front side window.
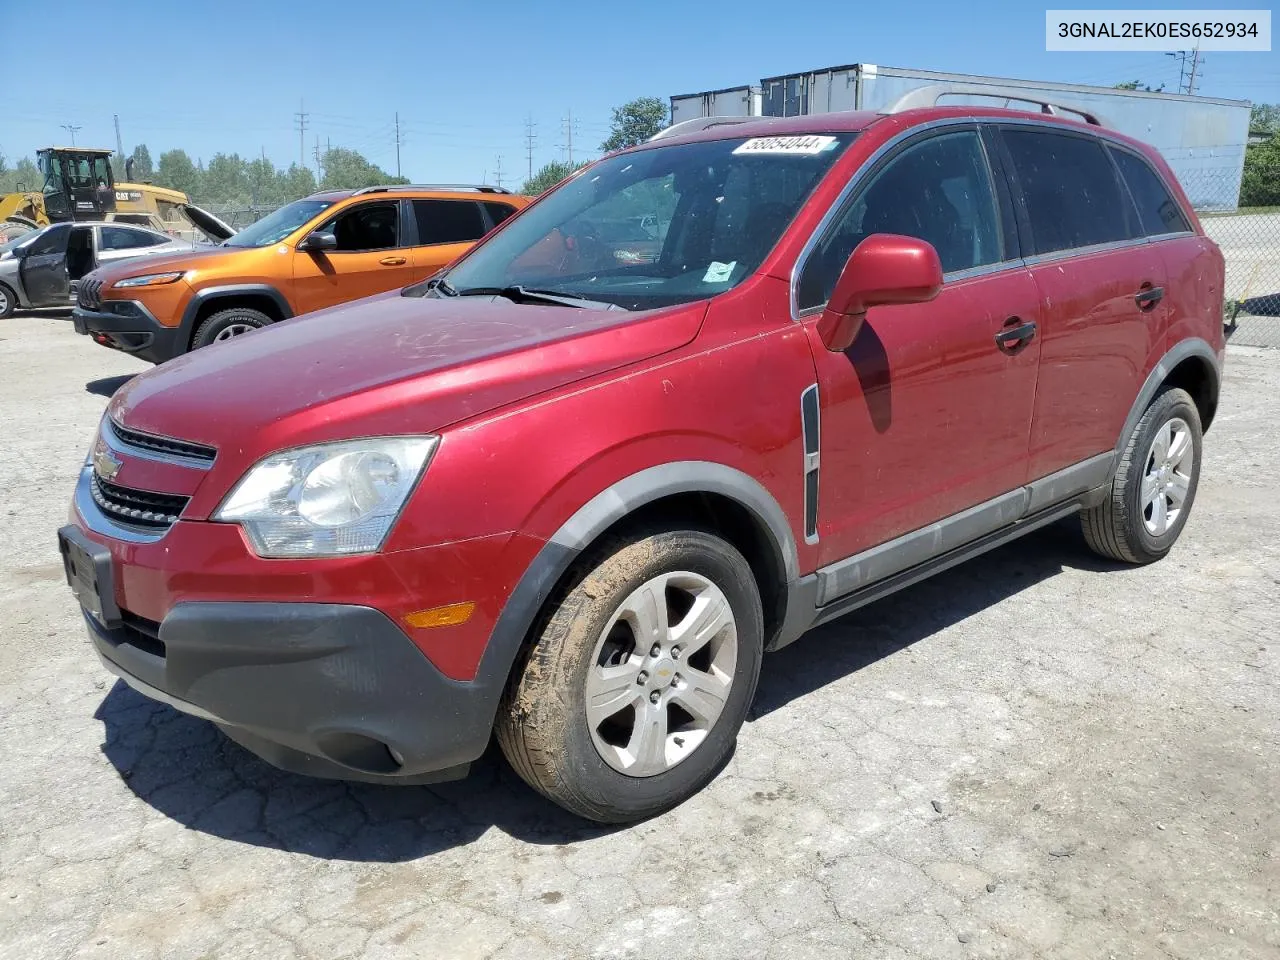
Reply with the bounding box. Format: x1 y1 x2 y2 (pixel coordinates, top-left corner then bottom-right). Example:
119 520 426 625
798 129 1002 310
25 225 70 257
1002 129 1131 254
319 202 400 251
100 226 164 250
432 134 852 310
224 199 335 248
412 199 486 245
1110 147 1191 236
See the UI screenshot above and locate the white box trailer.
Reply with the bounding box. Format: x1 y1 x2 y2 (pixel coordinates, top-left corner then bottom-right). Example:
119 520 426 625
673 64 1251 211
670 86 762 125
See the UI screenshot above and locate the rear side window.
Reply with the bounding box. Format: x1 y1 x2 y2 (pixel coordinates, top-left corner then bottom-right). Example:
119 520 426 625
100 226 164 250
1109 147 1191 236
1002 129 1131 255
482 202 517 228
413 200 487 244
798 129 1002 310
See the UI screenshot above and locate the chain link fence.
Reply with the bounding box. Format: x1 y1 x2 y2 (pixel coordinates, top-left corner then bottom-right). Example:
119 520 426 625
1186 164 1280 348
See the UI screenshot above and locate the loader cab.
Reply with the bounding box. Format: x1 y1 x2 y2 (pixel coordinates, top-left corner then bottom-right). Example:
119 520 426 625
38 148 116 223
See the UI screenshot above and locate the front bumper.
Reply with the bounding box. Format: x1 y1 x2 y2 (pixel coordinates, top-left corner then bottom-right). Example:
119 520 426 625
73 300 181 365
83 596 491 784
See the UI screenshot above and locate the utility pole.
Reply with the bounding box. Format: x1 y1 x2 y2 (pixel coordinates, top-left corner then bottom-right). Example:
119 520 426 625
494 155 504 189
1186 46 1202 96
1166 48 1204 95
524 116 536 181
113 115 124 164
394 112 402 179
294 99 309 169
314 135 322 181
61 123 82 146
562 109 574 165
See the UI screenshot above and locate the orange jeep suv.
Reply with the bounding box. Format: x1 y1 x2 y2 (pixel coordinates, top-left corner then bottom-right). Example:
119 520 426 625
72 184 529 363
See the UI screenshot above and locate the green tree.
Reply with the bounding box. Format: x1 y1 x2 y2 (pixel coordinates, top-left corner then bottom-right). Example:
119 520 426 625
1114 80 1165 92
127 144 153 179
1239 136 1280 208
600 97 668 152
319 147 405 190
521 159 587 195
280 162 318 201
1251 103 1280 134
156 149 202 197
202 153 250 204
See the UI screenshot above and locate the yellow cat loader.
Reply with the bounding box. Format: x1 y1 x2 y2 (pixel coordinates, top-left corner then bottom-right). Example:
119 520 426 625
0 147 232 243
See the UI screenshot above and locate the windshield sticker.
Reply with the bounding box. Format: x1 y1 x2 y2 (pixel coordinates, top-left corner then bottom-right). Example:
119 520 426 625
703 261 737 283
732 135 838 156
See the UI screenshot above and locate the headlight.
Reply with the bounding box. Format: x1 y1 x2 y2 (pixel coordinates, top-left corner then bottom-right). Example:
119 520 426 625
214 437 438 557
113 271 186 288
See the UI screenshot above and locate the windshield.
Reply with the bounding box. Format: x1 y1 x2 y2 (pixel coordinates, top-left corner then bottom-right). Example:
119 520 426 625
432 134 852 310
223 199 334 248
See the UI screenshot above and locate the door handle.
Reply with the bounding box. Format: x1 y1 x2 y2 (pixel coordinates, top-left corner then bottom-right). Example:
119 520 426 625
995 317 1037 353
1135 285 1164 310
379 256 407 266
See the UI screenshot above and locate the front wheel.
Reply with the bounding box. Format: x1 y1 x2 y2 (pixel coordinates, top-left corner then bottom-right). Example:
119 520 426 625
496 528 763 823
191 306 272 350
0 282 16 319
1082 386 1203 564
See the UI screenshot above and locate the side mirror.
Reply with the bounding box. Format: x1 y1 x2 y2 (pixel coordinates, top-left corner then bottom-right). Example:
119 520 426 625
817 234 944 352
298 230 337 253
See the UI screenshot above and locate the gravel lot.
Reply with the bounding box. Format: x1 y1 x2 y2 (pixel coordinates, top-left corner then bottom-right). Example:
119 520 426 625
2 313 1277 960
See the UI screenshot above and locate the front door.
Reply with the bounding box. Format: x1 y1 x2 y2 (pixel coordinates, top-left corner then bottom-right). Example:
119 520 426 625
291 200 415 314
994 126 1169 480
794 126 1042 565
18 224 72 306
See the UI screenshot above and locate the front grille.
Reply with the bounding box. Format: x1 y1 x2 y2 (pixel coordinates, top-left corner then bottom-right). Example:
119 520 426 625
91 474 189 530
108 418 216 464
78 278 103 310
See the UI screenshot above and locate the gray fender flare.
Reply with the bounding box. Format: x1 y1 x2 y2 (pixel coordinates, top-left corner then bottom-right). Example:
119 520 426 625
178 284 293 347
1115 337 1221 455
466 461 801 730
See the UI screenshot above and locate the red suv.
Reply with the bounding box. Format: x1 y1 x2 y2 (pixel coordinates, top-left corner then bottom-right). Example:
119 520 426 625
60 105 1224 823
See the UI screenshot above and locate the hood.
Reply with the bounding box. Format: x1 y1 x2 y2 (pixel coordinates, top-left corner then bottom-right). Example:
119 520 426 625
110 291 705 458
180 203 236 242
93 245 240 284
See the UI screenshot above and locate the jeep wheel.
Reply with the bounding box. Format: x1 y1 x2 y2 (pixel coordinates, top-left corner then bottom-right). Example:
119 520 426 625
0 282 16 319
1082 386 1202 564
497 528 763 823
192 306 272 349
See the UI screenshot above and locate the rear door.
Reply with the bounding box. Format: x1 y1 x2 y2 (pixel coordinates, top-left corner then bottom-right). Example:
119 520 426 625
96 225 172 267
407 199 491 280
996 125 1168 481
18 224 71 306
796 125 1043 565
291 200 415 314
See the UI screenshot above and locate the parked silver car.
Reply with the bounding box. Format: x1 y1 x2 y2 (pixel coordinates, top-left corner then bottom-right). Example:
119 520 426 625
0 222 199 318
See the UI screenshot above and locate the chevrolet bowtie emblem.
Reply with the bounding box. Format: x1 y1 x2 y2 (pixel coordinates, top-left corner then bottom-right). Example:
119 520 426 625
93 444 123 481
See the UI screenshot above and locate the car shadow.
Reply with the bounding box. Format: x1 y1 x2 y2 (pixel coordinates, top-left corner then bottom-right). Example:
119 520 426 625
85 374 134 397
94 520 1118 862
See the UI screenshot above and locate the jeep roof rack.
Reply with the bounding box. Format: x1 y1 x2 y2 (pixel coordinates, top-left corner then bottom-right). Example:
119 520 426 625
884 84 1107 126
352 183 512 195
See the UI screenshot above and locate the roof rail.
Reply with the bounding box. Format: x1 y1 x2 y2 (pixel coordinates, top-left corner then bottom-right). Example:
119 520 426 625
885 84 1107 126
352 183 512 196
648 116 760 141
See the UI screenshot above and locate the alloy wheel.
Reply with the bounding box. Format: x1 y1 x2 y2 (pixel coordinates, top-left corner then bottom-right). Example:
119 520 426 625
1142 416 1194 536
584 571 738 777
213 322 254 342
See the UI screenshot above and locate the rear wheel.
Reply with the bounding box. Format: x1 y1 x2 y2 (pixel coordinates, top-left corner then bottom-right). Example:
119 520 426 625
497 528 763 823
192 306 272 349
1082 386 1202 564
0 282 16 319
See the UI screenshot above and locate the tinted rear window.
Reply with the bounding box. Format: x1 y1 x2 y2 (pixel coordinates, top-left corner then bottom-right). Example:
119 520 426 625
1002 129 1132 255
483 202 517 228
1110 147 1191 236
413 200 487 244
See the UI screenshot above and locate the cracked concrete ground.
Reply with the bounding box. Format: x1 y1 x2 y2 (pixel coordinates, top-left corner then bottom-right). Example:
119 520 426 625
1 313 1277 960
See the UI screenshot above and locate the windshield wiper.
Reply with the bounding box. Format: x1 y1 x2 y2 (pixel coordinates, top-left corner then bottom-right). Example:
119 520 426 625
402 275 458 298
455 285 626 311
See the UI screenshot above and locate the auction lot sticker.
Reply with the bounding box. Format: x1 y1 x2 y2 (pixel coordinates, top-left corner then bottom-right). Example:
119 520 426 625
733 136 838 155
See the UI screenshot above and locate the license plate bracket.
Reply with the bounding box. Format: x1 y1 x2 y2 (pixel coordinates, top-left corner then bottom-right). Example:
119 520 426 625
57 525 121 629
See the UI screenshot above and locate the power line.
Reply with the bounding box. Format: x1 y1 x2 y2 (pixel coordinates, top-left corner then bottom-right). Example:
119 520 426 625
494 154 504 189
1166 48 1205 95
60 123 82 146
524 116 536 182
394 112 403 179
562 109 577 165
294 99 309 169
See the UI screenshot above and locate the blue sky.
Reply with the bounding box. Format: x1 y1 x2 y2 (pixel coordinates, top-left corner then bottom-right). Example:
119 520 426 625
3 0 1275 187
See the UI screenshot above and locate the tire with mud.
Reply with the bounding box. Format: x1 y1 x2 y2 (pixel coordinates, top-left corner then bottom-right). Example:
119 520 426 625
496 527 763 823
